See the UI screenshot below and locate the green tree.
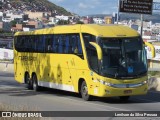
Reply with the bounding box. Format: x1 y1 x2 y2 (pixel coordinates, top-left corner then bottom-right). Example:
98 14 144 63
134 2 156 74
22 22 26 26
10 20 17 27
76 21 84 24
57 20 69 25
0 28 3 33
28 0 33 3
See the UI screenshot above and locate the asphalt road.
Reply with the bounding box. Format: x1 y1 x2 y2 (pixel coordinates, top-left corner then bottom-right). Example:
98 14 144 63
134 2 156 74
0 71 160 120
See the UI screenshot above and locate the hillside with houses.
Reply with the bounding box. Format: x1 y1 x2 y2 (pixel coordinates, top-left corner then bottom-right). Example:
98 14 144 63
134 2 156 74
0 0 78 32
0 0 160 51
1 0 71 15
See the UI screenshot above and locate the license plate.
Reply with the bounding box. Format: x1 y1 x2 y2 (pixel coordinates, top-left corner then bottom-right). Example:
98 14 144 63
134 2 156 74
124 90 132 94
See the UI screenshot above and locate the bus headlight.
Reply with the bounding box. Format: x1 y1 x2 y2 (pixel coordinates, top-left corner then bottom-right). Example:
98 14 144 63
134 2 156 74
98 79 148 88
142 80 147 84
98 79 112 86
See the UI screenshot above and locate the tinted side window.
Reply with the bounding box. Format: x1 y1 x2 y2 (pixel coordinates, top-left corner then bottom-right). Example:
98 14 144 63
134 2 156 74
70 34 77 54
82 33 98 72
28 36 35 52
14 33 83 56
53 34 83 55
69 34 83 55
83 33 96 47
14 37 17 50
15 36 26 52
53 35 59 53
58 35 66 53
77 35 83 54
45 35 53 52
37 35 45 53
65 35 71 53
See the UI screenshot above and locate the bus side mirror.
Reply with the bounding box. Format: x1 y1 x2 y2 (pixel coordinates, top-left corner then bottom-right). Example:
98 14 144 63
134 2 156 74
89 42 103 60
144 42 155 58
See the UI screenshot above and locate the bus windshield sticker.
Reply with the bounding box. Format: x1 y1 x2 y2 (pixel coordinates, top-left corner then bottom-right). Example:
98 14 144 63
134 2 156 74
128 66 133 73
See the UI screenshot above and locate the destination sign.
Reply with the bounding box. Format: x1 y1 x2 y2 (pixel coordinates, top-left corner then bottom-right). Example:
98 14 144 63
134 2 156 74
119 0 153 15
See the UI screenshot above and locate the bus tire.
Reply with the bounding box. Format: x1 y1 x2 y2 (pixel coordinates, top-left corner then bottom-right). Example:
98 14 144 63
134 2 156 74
32 74 40 91
25 73 32 90
80 81 92 101
119 96 130 101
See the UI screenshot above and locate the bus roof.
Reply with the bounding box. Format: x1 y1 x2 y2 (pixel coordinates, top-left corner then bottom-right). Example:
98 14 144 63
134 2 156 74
14 24 139 37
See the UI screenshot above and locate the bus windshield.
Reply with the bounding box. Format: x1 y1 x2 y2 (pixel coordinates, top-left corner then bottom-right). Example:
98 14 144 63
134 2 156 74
98 37 147 79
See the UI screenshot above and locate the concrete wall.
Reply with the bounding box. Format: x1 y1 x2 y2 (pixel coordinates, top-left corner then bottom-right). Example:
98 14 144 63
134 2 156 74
0 48 13 59
0 63 14 73
25 12 44 19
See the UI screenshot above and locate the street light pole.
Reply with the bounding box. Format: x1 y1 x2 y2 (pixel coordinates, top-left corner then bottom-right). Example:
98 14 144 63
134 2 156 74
140 14 143 37
117 0 120 24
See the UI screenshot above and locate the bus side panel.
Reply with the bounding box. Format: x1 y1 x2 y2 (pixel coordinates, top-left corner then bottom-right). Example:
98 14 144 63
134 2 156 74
68 54 100 94
37 54 74 92
14 52 26 83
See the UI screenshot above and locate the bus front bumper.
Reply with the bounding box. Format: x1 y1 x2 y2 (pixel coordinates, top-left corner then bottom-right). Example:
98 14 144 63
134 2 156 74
93 82 148 97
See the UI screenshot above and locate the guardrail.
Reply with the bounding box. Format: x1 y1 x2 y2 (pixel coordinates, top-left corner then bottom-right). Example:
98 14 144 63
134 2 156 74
148 68 160 71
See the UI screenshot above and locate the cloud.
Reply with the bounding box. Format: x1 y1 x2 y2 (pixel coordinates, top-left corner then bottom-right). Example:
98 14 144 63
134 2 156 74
154 0 160 2
92 0 101 5
49 0 118 16
78 3 88 9
102 10 111 14
78 2 95 9
55 0 64 2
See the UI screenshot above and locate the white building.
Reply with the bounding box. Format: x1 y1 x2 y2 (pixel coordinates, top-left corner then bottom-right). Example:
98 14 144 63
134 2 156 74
11 14 24 20
93 18 104 24
48 17 59 24
156 35 160 42
23 27 34 31
55 15 73 21
0 0 5 2
2 17 11 22
2 11 11 22
143 35 157 42
0 12 3 17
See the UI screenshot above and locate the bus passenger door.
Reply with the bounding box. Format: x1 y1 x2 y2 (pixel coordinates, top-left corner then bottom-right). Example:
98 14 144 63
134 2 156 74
65 34 83 92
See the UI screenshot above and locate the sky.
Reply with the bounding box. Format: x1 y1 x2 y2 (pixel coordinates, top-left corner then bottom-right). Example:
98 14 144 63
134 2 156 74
49 0 160 16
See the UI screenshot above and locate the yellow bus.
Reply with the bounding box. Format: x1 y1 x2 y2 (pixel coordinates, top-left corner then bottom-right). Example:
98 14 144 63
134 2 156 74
14 24 148 101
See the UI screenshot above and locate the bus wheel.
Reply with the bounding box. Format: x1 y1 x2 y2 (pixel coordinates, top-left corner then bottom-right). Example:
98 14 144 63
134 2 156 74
80 81 92 101
119 96 130 101
25 73 32 90
32 74 40 91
